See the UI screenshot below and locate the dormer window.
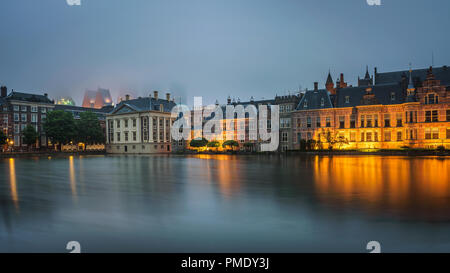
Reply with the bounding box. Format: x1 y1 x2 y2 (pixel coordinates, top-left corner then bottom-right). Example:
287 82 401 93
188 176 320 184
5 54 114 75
345 96 350 104
425 93 438 104
320 98 325 107
391 92 396 101
303 99 308 108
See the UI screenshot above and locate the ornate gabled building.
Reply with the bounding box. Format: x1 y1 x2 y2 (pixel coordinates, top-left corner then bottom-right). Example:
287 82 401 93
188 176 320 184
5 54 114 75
105 91 176 154
291 65 450 150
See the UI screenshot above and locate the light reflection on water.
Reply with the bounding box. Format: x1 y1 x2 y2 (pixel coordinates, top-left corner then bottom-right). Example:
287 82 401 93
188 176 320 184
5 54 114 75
0 155 449 252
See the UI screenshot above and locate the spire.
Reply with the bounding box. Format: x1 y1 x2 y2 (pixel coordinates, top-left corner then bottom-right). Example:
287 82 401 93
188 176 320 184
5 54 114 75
326 69 333 85
407 63 415 95
364 65 370 79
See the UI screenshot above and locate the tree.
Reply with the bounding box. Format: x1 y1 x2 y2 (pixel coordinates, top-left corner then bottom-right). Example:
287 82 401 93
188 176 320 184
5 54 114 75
324 130 348 150
207 141 220 148
22 125 39 150
0 130 7 146
43 110 76 149
222 140 239 150
189 138 208 148
75 111 105 146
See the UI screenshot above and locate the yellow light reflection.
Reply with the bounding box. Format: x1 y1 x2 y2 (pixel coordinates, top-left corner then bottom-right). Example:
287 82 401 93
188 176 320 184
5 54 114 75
9 158 19 211
69 156 78 202
313 156 450 218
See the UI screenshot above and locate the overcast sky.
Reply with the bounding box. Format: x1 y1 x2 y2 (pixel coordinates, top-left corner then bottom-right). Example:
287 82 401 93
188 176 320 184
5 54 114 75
1 0 449 105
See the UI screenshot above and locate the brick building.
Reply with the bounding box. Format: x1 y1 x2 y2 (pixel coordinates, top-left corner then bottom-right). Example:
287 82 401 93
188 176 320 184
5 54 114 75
292 66 450 150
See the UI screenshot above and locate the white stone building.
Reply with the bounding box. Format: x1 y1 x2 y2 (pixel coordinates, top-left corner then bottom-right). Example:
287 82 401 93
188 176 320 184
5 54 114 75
106 91 176 154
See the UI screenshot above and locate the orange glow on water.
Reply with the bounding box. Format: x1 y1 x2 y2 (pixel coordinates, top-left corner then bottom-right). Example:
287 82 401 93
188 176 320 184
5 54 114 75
9 158 19 211
313 156 450 218
69 156 78 202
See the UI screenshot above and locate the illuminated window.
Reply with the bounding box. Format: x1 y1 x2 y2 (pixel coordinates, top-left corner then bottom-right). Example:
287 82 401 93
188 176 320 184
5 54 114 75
396 113 403 127
384 131 391 142
350 115 356 128
425 129 431 139
360 115 365 128
447 110 450 122
366 115 372 128
350 132 356 142
366 132 372 142
326 117 331 127
384 114 390 127
397 131 402 141
361 132 365 142
339 116 345 128
432 110 438 122
447 129 450 139
432 128 439 139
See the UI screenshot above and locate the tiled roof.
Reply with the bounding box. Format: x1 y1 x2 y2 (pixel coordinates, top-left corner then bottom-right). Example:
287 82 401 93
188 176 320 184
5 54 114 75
111 97 177 114
376 65 450 86
335 83 403 107
296 89 333 110
6 91 53 103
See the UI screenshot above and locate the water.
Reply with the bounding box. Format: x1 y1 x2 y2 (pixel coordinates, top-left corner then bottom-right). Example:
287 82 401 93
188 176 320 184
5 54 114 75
0 154 449 253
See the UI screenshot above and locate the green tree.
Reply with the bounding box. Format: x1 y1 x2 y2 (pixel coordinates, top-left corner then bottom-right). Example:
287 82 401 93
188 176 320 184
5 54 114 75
22 125 39 150
43 110 76 149
0 130 7 146
190 138 208 148
222 140 239 150
207 141 220 148
75 111 105 145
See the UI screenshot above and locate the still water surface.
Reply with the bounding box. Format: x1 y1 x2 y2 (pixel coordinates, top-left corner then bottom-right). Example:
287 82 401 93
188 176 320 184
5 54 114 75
0 154 449 252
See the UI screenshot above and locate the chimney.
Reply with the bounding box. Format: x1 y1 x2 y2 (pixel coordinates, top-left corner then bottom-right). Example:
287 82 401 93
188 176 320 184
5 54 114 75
125 94 130 101
340 73 344 83
314 82 318 91
44 93 48 98
153 91 159 100
227 96 231 105
166 93 170 101
0 86 6 98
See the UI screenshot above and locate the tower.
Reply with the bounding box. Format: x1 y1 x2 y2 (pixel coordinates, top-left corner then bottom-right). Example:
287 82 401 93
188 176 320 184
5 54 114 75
325 70 335 95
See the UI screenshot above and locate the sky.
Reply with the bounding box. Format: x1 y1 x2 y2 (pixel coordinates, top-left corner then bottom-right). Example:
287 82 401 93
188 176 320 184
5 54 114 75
1 0 450 106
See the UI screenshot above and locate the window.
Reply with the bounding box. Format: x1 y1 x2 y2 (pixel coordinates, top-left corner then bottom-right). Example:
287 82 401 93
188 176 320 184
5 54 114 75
320 98 324 107
133 119 136 127
384 114 390 127
390 92 396 101
14 113 19 122
432 128 439 139
159 119 163 127
116 120 120 128
13 105 19 111
374 115 378 127
326 117 331 127
425 129 431 140
14 124 19 134
124 119 128 127
397 131 402 141
432 110 438 122
125 132 129 141
396 113 403 127
425 93 438 104
366 132 372 142
41 114 46 120
303 99 308 108
374 132 378 142
447 129 450 139
41 107 47 113
345 96 350 104
360 115 365 128
281 132 288 142
361 132 365 142
316 117 321 128
117 132 121 141
384 131 391 142
339 116 345 129
307 117 311 128
425 111 431 122
21 105 27 112
366 115 372 128
31 106 38 112
31 114 37 123
350 115 356 128
133 131 137 141
447 110 450 122
21 114 27 122
350 132 356 142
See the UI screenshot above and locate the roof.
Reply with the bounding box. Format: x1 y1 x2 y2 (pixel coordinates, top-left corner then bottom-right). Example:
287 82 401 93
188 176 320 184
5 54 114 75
335 83 404 107
54 104 112 113
296 89 333 110
3 91 53 104
376 65 450 86
111 97 176 114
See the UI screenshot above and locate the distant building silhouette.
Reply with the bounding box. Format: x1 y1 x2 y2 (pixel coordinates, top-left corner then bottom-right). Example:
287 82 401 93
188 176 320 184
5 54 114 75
82 88 113 109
